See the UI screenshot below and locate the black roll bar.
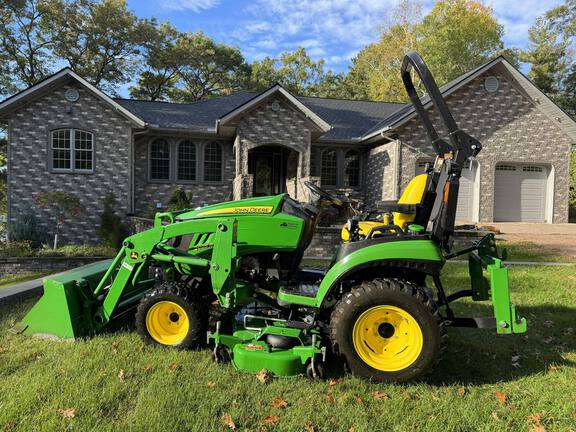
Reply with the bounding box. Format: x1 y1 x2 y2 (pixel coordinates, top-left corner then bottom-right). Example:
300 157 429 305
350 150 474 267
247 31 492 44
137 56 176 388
401 52 482 163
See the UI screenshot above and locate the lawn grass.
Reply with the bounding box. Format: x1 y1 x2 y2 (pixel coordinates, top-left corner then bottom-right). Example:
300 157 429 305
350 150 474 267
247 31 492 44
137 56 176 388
496 240 576 263
1 263 575 431
0 272 51 289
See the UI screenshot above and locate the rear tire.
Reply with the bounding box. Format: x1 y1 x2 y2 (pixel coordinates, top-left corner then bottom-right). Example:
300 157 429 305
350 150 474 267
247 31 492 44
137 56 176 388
136 281 207 349
329 278 447 382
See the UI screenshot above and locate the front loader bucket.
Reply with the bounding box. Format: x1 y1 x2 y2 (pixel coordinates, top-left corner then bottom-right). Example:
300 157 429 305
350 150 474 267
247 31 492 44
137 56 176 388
11 260 113 340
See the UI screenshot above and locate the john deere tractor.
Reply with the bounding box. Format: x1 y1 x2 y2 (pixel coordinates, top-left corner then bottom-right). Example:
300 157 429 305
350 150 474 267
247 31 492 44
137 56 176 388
13 52 526 382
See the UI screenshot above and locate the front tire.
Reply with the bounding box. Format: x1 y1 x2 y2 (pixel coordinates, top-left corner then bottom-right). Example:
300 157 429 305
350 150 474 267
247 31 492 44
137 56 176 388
329 278 447 382
136 281 207 349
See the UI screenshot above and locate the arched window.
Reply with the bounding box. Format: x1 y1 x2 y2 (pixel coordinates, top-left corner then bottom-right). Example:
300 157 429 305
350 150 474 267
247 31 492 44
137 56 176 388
150 138 170 180
204 142 222 182
344 150 360 187
51 128 93 172
321 149 338 187
177 140 196 181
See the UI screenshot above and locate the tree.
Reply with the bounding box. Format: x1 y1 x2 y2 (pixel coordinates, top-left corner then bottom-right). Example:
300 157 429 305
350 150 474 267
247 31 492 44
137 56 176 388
417 0 504 85
168 32 250 102
47 0 145 92
247 47 345 97
129 20 182 101
36 191 82 248
347 0 505 102
521 17 568 98
346 0 423 102
0 0 54 90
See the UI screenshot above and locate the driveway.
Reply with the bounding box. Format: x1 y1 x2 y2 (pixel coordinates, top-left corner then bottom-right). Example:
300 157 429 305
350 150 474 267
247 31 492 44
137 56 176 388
483 223 576 258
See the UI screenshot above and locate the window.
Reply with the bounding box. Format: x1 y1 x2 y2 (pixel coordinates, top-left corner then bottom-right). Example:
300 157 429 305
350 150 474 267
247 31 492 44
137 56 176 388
523 165 543 172
150 139 170 180
51 128 93 172
204 142 222 182
496 164 516 171
344 150 360 187
177 140 196 181
321 150 338 187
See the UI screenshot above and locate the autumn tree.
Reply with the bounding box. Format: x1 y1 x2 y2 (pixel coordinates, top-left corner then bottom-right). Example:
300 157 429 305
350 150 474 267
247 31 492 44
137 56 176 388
347 0 506 102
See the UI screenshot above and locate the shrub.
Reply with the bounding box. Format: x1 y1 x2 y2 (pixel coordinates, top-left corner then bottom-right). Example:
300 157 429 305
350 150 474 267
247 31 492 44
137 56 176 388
8 208 47 247
97 192 129 250
167 187 193 211
0 240 34 257
36 244 116 258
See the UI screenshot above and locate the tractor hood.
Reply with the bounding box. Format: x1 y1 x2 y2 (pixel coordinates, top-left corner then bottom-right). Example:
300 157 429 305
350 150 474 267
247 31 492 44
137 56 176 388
175 194 286 220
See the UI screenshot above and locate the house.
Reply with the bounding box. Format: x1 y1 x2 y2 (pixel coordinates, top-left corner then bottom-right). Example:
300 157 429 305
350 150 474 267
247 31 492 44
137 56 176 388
0 56 574 244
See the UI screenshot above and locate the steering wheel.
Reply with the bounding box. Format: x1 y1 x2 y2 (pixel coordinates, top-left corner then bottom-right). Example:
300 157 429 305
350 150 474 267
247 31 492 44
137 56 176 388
304 181 343 207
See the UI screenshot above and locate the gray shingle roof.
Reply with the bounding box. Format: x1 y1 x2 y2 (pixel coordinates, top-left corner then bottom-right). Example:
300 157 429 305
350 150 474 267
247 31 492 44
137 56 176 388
114 92 406 140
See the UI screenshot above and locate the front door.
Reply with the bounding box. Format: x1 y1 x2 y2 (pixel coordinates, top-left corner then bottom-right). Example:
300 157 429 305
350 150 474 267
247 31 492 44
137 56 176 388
250 147 289 196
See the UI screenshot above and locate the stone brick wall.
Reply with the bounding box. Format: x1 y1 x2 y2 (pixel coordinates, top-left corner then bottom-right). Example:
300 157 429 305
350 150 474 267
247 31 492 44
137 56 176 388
133 136 235 216
7 82 133 244
364 141 398 203
234 96 313 201
0 256 108 278
395 68 572 223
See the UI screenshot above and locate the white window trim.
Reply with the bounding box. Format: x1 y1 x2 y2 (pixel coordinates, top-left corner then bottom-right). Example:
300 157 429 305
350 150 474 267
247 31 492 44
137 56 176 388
50 128 94 173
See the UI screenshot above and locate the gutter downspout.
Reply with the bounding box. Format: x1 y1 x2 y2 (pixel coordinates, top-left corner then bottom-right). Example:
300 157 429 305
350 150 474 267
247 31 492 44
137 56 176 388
130 127 149 215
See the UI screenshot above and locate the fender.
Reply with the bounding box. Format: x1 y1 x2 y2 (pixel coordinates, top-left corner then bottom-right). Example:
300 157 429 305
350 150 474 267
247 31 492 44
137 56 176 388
315 239 444 307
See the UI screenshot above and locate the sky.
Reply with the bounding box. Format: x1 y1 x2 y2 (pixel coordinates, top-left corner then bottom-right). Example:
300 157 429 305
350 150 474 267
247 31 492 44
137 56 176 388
127 0 566 74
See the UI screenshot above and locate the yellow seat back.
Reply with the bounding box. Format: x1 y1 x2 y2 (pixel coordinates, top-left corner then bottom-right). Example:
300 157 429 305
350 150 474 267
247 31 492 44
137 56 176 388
393 174 428 228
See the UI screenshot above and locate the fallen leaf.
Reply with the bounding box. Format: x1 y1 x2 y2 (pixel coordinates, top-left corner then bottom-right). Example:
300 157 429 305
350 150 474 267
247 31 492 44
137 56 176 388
263 415 280 425
328 378 343 386
222 412 236 430
256 369 270 384
457 386 466 396
118 369 125 383
168 363 179 371
372 391 390 400
325 393 335 404
111 341 119 354
271 396 288 409
511 354 520 368
492 411 500 421
304 420 316 432
355 396 364 405
143 364 152 374
207 381 216 388
495 391 507 405
349 428 356 432
548 364 558 371
528 412 545 431
57 408 76 419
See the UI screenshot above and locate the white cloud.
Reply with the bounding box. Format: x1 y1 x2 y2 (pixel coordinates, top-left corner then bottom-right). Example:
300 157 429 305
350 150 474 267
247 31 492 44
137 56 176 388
160 0 219 12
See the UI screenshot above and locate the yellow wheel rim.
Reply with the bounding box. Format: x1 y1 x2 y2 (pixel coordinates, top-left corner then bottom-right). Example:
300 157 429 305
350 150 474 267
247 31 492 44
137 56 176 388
352 305 423 372
145 301 190 346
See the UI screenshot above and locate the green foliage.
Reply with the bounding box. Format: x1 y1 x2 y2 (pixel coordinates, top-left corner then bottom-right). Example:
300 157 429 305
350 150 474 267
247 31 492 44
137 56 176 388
247 47 348 98
167 32 250 102
0 240 34 257
8 208 46 247
0 0 54 89
167 187 193 211
35 243 116 257
348 0 505 102
97 192 128 250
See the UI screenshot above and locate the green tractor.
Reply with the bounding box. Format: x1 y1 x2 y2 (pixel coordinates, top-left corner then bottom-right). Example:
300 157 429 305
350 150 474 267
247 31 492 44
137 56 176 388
13 52 526 382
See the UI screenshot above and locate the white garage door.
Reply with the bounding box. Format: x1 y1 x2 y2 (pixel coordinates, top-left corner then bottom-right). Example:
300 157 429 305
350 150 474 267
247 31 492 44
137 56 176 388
416 160 477 222
494 164 548 222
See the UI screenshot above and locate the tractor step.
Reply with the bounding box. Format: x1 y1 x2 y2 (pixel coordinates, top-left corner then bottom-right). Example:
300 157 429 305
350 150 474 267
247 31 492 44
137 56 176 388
279 283 319 298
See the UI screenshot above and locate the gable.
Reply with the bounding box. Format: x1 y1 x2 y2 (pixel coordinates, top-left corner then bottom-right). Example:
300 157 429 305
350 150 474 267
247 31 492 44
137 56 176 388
0 69 145 127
